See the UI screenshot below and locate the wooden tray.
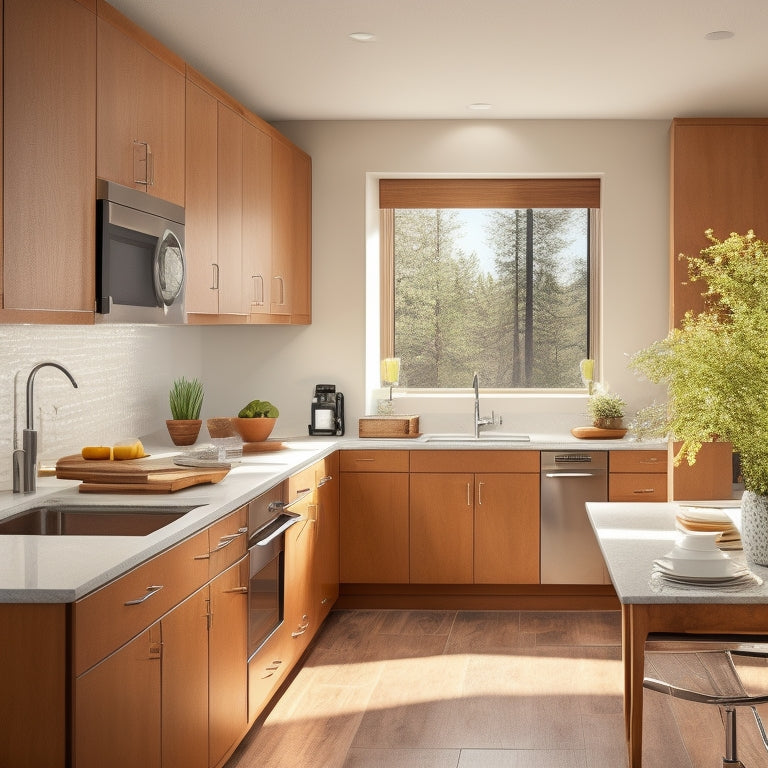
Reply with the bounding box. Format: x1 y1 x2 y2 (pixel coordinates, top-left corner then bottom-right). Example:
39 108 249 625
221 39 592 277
55 454 229 492
571 426 628 440
242 441 285 453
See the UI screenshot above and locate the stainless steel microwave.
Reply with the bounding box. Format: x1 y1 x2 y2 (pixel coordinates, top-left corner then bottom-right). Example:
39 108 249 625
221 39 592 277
96 179 186 324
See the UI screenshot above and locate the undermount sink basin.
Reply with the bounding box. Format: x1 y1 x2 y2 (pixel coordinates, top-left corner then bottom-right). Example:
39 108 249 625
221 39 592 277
422 433 531 443
0 502 200 537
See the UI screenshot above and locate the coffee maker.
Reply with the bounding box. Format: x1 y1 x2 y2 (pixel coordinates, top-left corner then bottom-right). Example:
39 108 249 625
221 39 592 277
308 384 345 436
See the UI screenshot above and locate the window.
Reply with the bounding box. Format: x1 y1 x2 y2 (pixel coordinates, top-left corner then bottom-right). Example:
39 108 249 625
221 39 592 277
380 178 600 390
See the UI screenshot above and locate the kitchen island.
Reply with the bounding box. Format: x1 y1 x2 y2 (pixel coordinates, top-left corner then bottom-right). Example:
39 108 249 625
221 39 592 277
586 501 768 768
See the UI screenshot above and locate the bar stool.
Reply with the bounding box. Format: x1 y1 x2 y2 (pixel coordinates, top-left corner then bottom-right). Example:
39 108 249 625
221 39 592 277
644 642 768 767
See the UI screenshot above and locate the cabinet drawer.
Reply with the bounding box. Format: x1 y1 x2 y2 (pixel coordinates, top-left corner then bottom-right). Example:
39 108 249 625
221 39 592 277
609 473 668 502
207 505 248 578
73 530 209 675
340 450 409 473
288 463 317 500
410 450 539 473
610 450 667 473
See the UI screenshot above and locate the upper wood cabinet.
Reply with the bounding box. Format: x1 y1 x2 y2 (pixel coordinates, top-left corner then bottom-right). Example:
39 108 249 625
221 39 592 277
271 138 312 323
670 118 768 326
1 0 96 322
96 7 185 206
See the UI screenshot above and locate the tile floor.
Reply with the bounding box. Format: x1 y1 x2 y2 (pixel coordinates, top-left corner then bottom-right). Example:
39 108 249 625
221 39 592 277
226 610 768 768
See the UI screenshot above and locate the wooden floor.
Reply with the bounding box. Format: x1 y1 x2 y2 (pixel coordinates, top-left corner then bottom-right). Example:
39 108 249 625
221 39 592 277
226 610 768 768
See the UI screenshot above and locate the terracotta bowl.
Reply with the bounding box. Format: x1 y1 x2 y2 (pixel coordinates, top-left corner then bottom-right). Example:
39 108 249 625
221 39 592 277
232 417 276 443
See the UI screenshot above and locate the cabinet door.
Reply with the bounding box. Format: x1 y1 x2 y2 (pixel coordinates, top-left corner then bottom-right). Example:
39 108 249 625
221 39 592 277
410 473 474 583
289 147 312 324
3 0 95 317
340 472 410 583
217 103 245 316
474 473 540 584
185 81 219 315
243 120 273 317
161 588 209 768
270 139 296 317
315 453 339 621
74 625 162 768
209 557 249 767
96 16 185 206
284 503 316 660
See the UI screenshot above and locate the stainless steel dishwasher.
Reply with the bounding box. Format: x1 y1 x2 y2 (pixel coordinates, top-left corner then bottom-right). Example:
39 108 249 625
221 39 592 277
540 450 608 584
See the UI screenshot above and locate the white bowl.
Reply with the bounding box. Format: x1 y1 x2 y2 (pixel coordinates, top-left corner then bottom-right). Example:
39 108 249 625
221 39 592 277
657 555 739 579
674 531 723 552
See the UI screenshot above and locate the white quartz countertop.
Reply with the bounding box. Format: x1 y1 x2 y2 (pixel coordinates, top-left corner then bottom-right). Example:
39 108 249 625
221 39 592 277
0 433 665 604
586 501 768 604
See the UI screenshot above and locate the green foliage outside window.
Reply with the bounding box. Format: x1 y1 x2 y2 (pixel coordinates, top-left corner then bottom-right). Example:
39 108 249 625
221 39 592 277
393 208 590 389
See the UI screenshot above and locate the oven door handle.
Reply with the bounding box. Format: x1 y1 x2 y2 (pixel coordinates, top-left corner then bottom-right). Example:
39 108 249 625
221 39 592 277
254 512 302 546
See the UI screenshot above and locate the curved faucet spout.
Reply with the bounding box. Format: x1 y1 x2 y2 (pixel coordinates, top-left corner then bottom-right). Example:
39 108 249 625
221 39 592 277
26 362 78 430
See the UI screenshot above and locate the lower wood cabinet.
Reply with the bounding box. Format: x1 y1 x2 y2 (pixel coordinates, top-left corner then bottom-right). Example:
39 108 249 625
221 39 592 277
74 625 162 768
609 450 667 502
410 450 540 585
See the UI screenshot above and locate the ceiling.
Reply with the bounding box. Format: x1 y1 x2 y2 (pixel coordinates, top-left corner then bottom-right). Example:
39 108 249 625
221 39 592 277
107 0 768 122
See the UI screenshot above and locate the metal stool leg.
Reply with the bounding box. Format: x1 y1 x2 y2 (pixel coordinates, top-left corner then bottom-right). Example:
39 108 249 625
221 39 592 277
722 706 745 767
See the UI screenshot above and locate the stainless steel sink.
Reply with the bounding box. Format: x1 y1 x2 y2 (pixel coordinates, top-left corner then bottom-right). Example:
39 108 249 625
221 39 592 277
422 433 531 443
0 502 200 536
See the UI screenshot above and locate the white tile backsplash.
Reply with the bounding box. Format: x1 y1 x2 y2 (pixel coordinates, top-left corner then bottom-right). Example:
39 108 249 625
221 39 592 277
0 324 202 489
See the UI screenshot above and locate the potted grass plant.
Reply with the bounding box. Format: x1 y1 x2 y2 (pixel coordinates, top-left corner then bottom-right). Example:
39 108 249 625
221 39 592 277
166 376 204 446
630 229 768 564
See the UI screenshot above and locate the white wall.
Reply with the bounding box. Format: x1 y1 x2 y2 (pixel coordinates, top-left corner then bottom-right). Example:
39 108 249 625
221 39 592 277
211 119 672 435
0 119 672 489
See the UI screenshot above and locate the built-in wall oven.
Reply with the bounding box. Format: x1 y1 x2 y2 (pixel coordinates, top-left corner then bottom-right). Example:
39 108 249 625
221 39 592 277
247 487 302 660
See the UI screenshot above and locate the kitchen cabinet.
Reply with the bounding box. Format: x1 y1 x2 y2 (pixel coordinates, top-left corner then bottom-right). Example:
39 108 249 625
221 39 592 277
1 0 96 322
315 451 340 623
96 6 185 206
73 506 248 768
271 137 312 323
339 450 410 583
409 451 540 585
283 463 318 660
74 624 163 768
184 80 219 315
609 449 668 503
243 120 274 318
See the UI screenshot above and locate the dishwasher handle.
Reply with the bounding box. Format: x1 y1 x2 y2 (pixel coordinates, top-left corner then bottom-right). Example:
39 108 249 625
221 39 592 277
544 471 604 478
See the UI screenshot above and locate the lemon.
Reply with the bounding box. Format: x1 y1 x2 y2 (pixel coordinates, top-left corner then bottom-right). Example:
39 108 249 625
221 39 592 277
81 446 112 460
112 439 146 460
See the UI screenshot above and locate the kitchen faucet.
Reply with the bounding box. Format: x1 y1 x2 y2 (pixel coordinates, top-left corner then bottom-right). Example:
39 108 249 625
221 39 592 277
472 371 501 438
13 362 78 494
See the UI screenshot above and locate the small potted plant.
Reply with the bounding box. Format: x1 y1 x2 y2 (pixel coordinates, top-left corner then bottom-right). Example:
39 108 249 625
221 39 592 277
167 376 204 446
232 398 279 443
586 391 626 429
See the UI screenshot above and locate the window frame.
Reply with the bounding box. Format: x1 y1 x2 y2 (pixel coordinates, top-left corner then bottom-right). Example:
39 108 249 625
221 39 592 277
379 178 602 392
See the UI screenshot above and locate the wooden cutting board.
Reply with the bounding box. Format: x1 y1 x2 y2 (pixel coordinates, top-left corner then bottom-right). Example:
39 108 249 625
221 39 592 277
242 441 285 453
570 426 628 440
56 455 229 492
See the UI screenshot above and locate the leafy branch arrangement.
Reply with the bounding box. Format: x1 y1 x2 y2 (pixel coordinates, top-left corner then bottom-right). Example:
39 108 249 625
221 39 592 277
169 377 204 420
630 230 768 494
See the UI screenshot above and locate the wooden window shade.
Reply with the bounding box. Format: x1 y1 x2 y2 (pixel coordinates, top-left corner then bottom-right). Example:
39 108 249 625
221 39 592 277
379 178 600 209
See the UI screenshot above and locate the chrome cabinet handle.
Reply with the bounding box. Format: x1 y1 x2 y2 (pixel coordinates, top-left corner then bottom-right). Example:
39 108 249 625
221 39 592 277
211 263 220 290
212 527 247 552
318 474 333 487
133 140 150 185
478 480 485 506
252 274 265 305
273 275 285 305
124 584 163 606
466 482 471 507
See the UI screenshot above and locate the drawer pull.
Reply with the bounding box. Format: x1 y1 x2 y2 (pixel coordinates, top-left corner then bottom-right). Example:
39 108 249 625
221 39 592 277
124 584 163 606
222 586 248 594
318 474 333 487
291 615 310 637
213 527 247 552
632 488 657 494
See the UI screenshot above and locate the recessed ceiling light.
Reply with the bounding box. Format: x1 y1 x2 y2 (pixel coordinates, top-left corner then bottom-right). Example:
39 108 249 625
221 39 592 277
705 30 735 41
349 32 376 42
468 103 493 111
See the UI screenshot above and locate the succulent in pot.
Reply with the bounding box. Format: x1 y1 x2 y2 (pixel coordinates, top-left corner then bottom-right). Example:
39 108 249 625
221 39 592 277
232 399 279 442
167 376 204 445
586 391 626 429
